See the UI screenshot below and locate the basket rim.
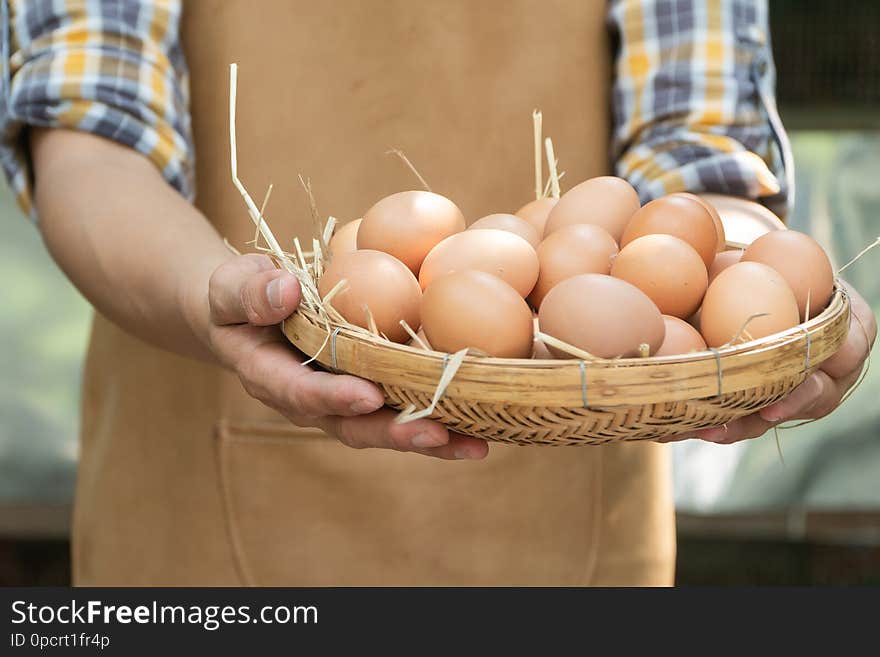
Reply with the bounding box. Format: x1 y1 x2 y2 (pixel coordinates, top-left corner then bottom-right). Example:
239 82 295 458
283 280 850 407
291 281 848 367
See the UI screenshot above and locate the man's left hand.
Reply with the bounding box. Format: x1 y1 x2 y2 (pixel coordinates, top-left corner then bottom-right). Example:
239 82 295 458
660 281 877 444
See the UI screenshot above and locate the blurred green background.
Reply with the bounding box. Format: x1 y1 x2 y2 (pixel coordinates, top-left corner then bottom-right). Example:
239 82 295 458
673 132 880 515
0 188 86 504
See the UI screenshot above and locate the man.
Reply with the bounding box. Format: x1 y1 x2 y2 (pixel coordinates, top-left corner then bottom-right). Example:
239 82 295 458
2 0 874 585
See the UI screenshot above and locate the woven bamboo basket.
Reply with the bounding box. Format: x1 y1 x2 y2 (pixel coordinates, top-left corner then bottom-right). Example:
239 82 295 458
226 64 852 446
281 282 850 446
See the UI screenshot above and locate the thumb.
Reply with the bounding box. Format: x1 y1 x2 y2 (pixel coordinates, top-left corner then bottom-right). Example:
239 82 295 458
209 254 302 326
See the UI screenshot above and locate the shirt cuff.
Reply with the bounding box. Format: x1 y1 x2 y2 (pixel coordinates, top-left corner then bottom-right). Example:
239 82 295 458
0 0 194 219
609 0 791 219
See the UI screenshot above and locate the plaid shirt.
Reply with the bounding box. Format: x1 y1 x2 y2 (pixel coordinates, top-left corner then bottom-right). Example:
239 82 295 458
0 0 193 217
0 0 789 219
610 0 790 215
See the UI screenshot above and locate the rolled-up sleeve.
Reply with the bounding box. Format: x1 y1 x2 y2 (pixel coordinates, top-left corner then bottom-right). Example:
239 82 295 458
0 0 194 218
609 0 791 217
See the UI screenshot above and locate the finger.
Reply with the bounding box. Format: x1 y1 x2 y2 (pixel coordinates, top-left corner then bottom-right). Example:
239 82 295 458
238 340 384 417
656 433 693 444
759 371 836 423
325 410 448 450
412 433 491 460
843 281 877 346
821 282 876 379
209 254 302 326
799 366 860 421
324 410 488 459
820 313 871 380
692 413 775 444
285 369 386 417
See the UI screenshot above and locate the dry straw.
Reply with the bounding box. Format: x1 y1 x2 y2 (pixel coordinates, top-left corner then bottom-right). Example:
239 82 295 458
228 64 854 446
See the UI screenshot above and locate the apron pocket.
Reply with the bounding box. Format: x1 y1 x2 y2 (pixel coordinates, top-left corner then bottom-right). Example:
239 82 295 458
215 418 604 586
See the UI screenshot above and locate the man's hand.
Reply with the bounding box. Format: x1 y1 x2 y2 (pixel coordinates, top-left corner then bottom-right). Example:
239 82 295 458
31 129 486 460
204 253 489 460
660 281 877 444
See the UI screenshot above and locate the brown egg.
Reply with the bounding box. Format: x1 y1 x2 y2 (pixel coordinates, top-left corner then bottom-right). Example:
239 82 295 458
515 197 558 236
700 262 800 347
528 224 619 308
741 230 834 319
538 274 665 358
672 193 726 252
688 307 702 332
328 218 361 257
655 316 708 356
318 249 421 343
708 249 743 284
419 229 539 297
610 234 708 319
700 193 785 245
468 213 541 248
357 190 465 273
621 194 718 267
544 176 640 242
421 270 533 358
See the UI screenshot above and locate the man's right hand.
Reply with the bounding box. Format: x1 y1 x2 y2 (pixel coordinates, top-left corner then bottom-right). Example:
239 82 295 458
30 129 486 460
203 253 489 460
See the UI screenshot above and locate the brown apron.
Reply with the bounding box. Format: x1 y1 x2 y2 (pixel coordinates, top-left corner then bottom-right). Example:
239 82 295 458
73 0 676 586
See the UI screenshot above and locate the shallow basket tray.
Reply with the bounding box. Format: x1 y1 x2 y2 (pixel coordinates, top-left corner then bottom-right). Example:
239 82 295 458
283 283 850 446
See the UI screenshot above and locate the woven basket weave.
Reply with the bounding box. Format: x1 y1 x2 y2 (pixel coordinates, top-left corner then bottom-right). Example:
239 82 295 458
282 282 851 446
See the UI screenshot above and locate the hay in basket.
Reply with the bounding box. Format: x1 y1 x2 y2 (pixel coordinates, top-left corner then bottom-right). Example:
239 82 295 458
227 64 852 446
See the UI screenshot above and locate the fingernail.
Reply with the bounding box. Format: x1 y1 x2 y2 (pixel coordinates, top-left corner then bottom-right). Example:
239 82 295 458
454 448 473 459
350 398 382 414
411 432 443 448
267 277 284 309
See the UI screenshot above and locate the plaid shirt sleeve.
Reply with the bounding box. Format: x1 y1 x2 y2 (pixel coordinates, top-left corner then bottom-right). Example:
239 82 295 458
0 0 194 219
609 0 792 217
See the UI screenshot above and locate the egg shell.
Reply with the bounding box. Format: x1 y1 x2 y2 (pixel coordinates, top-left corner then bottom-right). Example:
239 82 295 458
610 234 708 319
421 270 533 358
621 194 718 267
700 261 800 347
655 315 708 356
318 249 421 343
700 193 786 245
543 176 640 242
538 274 665 358
419 228 539 297
708 249 743 284
528 223 619 309
741 230 834 320
328 218 362 257
468 213 541 248
673 192 726 253
357 190 465 273
515 197 558 236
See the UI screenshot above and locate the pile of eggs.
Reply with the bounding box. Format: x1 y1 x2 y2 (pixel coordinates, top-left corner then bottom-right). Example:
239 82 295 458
320 177 835 360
